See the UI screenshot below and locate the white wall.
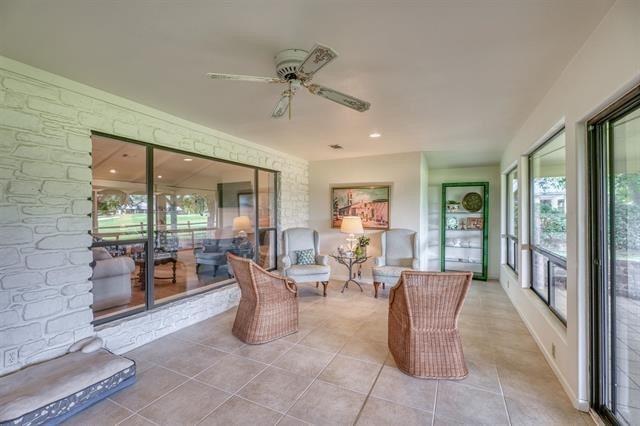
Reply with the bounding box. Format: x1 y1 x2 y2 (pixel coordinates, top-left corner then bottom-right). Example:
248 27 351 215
427 165 501 279
419 153 430 271
309 152 424 283
499 0 640 410
0 56 309 375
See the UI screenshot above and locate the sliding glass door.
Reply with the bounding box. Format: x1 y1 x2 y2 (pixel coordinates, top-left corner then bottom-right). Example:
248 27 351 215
590 87 640 425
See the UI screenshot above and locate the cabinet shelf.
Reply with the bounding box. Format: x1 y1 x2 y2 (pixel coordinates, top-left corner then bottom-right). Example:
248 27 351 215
445 211 483 215
444 259 483 265
441 181 489 281
444 245 483 249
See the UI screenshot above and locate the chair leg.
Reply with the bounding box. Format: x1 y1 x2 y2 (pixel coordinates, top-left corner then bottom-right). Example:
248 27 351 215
322 281 328 297
374 282 381 298
382 282 386 290
316 282 319 288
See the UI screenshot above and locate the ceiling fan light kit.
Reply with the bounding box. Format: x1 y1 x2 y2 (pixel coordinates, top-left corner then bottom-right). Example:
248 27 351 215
207 43 371 119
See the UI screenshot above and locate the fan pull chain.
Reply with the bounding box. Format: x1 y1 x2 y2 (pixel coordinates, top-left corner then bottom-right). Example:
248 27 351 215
288 81 292 120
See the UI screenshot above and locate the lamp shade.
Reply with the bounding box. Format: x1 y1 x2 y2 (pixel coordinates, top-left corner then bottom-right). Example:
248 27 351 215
340 216 363 234
232 215 253 234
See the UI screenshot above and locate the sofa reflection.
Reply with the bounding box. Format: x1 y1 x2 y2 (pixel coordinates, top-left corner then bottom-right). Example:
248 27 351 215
194 237 254 278
91 247 135 311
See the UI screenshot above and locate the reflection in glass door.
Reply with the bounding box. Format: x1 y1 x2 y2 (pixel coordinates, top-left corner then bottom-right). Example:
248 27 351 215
590 88 640 425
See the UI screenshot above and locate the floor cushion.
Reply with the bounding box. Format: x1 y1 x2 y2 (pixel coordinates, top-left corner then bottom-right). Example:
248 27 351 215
0 349 136 425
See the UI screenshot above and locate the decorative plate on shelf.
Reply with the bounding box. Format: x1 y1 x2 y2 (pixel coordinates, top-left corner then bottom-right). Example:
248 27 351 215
446 217 458 230
462 192 483 212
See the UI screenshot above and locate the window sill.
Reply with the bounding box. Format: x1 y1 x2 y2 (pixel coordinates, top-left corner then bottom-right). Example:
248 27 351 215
525 288 568 336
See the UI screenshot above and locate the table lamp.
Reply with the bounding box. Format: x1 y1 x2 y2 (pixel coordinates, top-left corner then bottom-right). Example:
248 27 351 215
340 216 363 253
232 215 252 239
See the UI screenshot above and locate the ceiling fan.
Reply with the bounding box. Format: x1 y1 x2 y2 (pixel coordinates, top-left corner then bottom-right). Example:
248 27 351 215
207 43 371 119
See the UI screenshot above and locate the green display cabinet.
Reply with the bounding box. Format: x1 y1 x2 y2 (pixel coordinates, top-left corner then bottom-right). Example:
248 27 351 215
441 182 489 281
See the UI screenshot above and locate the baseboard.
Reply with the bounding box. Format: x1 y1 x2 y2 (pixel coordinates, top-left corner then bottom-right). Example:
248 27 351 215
589 408 606 425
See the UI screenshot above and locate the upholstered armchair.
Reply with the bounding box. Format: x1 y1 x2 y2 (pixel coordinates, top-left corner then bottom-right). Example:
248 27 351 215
194 238 233 277
281 227 330 296
195 231 255 278
372 228 419 298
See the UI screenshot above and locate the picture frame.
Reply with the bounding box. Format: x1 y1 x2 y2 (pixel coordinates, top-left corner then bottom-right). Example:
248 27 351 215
237 192 253 218
465 217 484 230
331 185 390 229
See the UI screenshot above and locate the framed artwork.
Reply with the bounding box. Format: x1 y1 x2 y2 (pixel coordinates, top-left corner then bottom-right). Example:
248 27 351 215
237 192 254 217
331 185 390 229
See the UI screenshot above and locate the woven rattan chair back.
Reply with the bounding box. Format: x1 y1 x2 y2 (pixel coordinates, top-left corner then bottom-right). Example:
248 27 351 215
389 270 472 379
227 254 298 344
228 253 258 302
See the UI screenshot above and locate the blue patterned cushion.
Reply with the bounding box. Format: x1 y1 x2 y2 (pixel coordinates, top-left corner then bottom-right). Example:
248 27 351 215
295 249 315 265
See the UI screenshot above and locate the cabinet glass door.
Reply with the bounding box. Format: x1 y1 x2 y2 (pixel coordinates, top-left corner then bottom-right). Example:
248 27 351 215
441 182 489 280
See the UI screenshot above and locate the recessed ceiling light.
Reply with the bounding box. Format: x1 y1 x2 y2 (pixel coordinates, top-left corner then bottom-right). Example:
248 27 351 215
183 158 193 162
109 169 116 174
157 175 162 179
369 132 381 139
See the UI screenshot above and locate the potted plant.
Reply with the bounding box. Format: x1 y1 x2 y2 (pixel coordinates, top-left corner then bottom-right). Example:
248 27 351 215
355 235 370 258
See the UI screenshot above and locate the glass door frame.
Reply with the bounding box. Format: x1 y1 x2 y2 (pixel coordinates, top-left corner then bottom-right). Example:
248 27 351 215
588 85 640 424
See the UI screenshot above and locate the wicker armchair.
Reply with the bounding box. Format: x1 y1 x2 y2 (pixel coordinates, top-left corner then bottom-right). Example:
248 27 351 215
388 271 472 379
228 253 299 344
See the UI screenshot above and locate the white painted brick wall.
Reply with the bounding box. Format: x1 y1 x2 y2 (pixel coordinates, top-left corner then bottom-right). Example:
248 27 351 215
96 285 241 354
0 56 309 375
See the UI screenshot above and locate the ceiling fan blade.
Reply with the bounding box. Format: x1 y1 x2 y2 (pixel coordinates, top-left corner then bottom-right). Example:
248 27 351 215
296 44 338 80
307 84 371 112
272 93 290 118
207 73 284 84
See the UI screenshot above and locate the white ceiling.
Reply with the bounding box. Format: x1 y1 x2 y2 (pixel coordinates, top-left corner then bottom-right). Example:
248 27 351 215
0 0 613 162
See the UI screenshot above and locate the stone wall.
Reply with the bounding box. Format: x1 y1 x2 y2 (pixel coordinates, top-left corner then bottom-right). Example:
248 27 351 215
0 56 309 375
96 285 241 354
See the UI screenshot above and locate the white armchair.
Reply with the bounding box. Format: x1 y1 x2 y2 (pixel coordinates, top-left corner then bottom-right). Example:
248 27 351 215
372 228 418 298
281 227 330 296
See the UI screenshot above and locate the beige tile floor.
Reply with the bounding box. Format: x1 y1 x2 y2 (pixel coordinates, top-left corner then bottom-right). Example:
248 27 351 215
64 280 592 425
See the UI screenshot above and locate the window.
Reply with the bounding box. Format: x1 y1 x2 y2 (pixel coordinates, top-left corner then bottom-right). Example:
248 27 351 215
529 129 567 322
90 133 279 323
505 167 518 273
257 170 277 270
589 87 640 425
